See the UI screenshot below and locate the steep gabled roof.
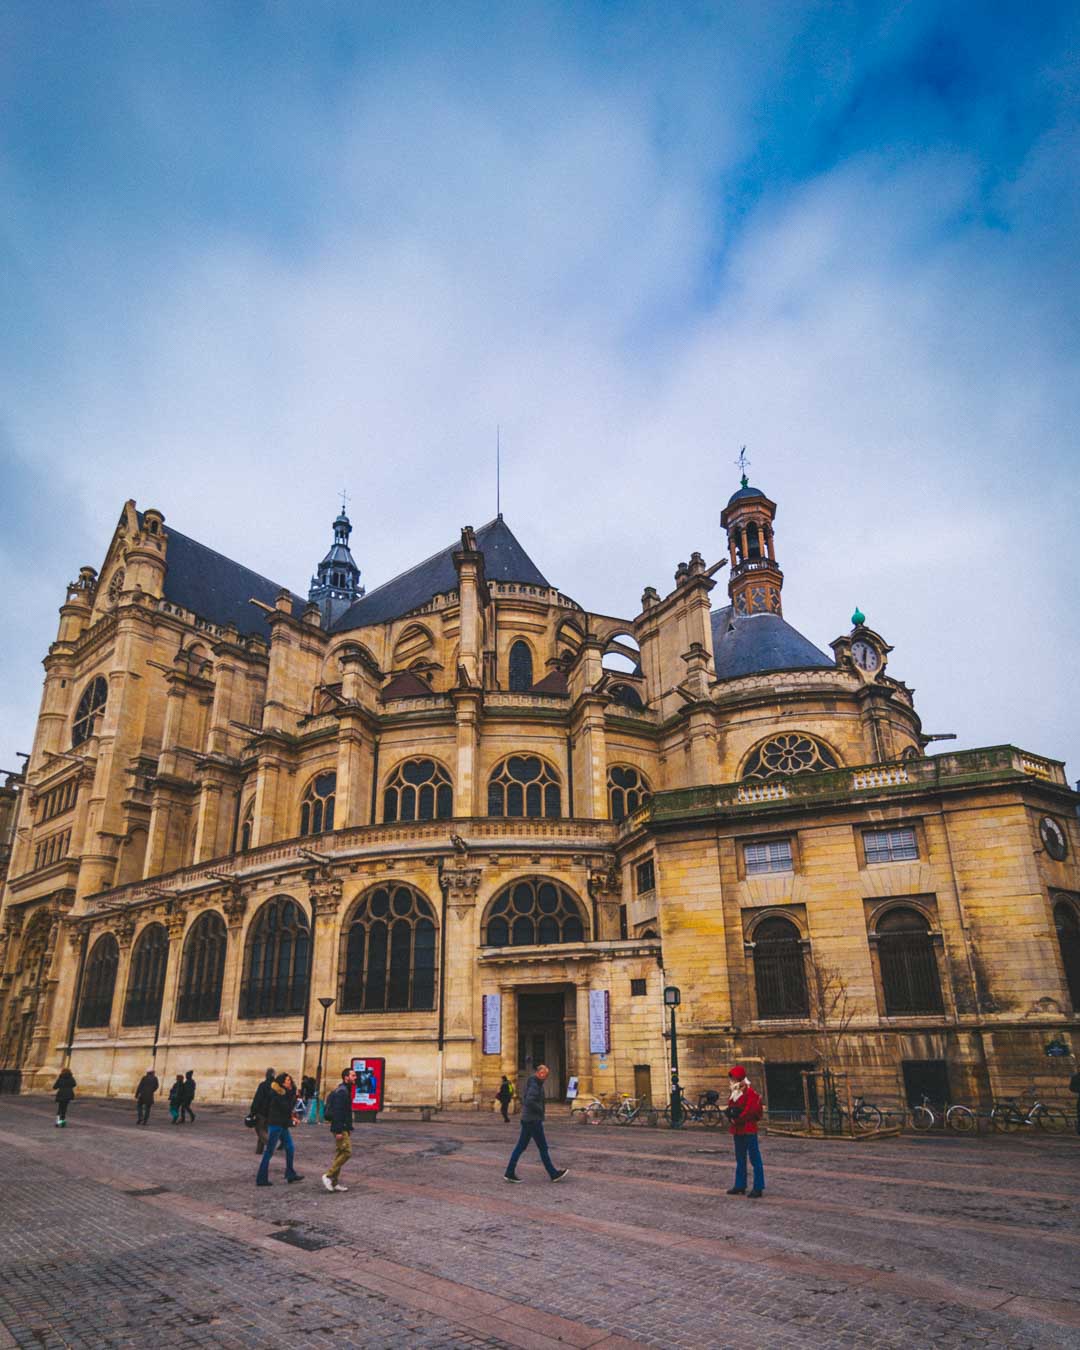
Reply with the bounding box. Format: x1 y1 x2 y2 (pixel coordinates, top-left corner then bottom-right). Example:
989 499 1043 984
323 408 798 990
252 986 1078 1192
330 516 551 632
711 606 833 681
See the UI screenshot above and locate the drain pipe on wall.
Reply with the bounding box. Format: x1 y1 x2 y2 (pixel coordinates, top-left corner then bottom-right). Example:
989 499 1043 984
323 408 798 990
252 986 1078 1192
436 856 448 1109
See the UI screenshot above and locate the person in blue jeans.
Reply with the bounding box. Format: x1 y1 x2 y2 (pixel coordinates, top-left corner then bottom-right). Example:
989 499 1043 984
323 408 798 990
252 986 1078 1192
256 1073 305 1187
724 1065 765 1198
504 1065 568 1184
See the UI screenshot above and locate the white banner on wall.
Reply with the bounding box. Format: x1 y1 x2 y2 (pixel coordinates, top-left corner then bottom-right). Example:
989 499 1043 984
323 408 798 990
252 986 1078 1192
482 993 502 1055
588 988 610 1055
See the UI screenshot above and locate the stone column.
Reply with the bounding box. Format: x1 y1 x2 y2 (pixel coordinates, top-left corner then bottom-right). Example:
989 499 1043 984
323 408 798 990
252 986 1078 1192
306 875 344 1083
574 979 593 1098
499 981 518 1089
110 913 138 1039
439 862 482 1103
218 886 249 1037
452 690 482 817
154 901 189 1050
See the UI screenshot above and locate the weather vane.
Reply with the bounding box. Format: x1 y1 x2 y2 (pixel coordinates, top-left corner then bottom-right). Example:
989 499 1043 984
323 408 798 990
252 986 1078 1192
340 487 351 514
735 446 750 489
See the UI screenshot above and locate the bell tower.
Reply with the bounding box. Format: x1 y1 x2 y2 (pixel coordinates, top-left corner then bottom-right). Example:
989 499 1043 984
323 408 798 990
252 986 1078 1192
719 475 783 617
309 500 364 627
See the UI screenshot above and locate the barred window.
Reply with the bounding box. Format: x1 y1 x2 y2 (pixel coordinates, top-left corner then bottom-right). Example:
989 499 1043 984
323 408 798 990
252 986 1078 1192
123 924 169 1026
300 772 336 836
77 934 119 1029
608 765 650 823
340 885 437 1012
635 858 655 894
176 912 227 1023
73 677 107 747
1053 900 1080 1011
239 896 310 1019
483 879 586 947
752 916 809 1018
744 839 793 875
630 978 647 996
33 830 71 871
384 759 452 823
508 640 533 692
487 756 561 819
877 908 943 1014
742 733 838 780
864 827 918 864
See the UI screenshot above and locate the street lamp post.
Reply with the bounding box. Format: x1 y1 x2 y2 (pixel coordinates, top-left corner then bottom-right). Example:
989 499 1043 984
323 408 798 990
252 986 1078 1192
664 985 682 1128
315 996 335 1118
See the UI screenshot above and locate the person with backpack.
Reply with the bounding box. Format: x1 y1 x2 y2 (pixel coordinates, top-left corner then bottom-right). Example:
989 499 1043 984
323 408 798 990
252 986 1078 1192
179 1069 197 1123
255 1073 304 1187
724 1065 765 1198
496 1075 514 1123
53 1068 76 1128
168 1074 185 1123
134 1067 159 1125
249 1067 275 1154
322 1067 357 1192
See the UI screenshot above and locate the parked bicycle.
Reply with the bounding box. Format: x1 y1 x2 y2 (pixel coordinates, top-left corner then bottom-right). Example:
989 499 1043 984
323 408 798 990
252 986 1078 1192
611 1095 659 1127
910 1095 977 1132
989 1090 1068 1134
816 1093 886 1133
661 1087 724 1128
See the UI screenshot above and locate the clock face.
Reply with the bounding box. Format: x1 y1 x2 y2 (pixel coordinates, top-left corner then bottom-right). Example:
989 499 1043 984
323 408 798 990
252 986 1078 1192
1040 816 1068 861
851 640 880 672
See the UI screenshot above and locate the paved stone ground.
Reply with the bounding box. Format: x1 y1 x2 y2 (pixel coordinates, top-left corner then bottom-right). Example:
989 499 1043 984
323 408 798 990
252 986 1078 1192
0 1097 1078 1349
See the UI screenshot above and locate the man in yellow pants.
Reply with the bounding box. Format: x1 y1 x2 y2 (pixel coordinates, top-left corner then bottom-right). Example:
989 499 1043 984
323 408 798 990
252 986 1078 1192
322 1067 357 1193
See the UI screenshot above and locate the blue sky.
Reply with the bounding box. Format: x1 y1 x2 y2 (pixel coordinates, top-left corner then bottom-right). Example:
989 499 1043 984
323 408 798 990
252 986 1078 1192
1 2 1078 779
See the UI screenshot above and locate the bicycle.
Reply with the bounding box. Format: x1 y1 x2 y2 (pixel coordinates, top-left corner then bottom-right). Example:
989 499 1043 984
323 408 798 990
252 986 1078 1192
816 1093 885 1133
989 1090 1068 1134
611 1095 659 1127
661 1088 723 1128
910 1095 977 1132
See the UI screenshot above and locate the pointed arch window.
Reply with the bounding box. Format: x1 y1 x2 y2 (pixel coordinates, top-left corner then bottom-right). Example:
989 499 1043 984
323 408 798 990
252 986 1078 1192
752 916 809 1018
742 733 839 780
239 896 310 1019
508 641 533 691
1054 899 1080 1011
239 802 254 853
383 759 453 823
487 756 561 819
300 772 336 836
77 934 119 1028
340 885 437 1012
876 907 943 1014
483 879 586 947
608 766 650 822
73 676 107 747
176 912 227 1023
122 924 169 1026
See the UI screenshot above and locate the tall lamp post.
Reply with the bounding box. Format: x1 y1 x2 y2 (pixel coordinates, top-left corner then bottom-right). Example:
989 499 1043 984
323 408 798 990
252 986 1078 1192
664 985 682 1128
315 996 335 1116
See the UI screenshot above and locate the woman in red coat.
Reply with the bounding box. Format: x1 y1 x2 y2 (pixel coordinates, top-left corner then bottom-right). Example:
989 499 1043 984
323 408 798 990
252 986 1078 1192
725 1065 764 1198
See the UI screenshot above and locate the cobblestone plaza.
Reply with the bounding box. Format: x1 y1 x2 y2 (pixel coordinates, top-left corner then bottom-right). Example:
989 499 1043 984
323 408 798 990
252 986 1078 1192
0 1099 1077 1349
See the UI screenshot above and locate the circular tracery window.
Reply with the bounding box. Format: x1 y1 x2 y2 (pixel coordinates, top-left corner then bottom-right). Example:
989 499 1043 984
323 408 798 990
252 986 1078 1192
107 569 125 605
484 879 586 947
742 733 839 780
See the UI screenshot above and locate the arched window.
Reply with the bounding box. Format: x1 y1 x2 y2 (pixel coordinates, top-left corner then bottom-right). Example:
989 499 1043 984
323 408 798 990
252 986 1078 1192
176 912 227 1022
73 676 107 747
300 772 336 836
122 924 169 1026
238 801 253 853
483 879 586 947
752 916 808 1018
508 640 533 691
240 896 310 1019
876 908 943 1014
608 766 650 822
340 885 437 1012
383 759 453 823
609 683 644 710
487 756 561 819
742 733 839 781
77 934 119 1028
1054 900 1080 1011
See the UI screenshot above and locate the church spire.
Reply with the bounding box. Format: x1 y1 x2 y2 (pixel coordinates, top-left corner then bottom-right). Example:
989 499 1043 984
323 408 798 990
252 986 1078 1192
309 500 364 627
719 475 784 618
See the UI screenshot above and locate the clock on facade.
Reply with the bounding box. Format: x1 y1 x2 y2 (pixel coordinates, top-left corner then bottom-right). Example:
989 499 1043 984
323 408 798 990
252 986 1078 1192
851 639 880 672
1039 815 1068 861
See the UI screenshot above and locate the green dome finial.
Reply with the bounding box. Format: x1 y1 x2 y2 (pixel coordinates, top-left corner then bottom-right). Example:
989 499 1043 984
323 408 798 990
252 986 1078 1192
851 606 865 627
740 472 748 489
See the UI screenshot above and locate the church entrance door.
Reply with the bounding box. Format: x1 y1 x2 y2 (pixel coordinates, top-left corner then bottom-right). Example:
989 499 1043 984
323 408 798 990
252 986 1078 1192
516 989 567 1100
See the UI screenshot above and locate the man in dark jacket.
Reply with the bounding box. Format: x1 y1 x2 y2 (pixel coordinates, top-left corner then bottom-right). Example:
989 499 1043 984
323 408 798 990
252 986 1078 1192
179 1069 196 1123
322 1068 357 1192
134 1068 159 1125
1070 1069 1080 1136
504 1064 568 1183
250 1067 275 1154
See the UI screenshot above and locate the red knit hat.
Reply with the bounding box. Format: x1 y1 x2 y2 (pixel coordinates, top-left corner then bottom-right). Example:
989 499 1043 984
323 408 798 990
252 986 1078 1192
728 1065 747 1080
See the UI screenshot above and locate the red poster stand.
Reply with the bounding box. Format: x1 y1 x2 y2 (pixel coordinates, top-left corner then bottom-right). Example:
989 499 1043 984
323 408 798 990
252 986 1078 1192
350 1057 385 1119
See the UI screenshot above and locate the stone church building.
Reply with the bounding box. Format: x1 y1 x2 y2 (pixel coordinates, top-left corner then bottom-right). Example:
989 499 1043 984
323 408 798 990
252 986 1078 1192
1 479 1077 1114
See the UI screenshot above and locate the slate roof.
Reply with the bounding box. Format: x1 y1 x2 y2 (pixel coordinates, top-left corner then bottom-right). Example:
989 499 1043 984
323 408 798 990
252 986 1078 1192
711 605 834 681
330 516 551 631
379 671 436 701
726 484 767 506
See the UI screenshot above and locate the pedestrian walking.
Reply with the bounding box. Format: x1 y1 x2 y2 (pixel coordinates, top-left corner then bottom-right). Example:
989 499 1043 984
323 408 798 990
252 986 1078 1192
250 1067 275 1155
322 1067 357 1192
496 1075 514 1123
1070 1068 1080 1137
724 1065 764 1198
134 1068 159 1125
503 1064 568 1183
53 1068 76 1128
179 1069 196 1123
255 1072 304 1187
168 1073 184 1124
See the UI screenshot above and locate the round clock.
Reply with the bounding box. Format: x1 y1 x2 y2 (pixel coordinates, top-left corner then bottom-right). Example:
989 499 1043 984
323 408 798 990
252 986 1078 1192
1039 816 1067 861
851 639 880 672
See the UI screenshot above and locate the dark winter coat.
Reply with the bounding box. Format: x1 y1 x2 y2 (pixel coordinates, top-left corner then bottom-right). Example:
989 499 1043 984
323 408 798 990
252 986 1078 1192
135 1072 159 1103
327 1082 355 1134
53 1071 76 1104
180 1075 196 1105
496 1079 514 1105
168 1079 184 1107
1070 1072 1080 1095
267 1080 297 1129
250 1077 274 1117
520 1074 546 1123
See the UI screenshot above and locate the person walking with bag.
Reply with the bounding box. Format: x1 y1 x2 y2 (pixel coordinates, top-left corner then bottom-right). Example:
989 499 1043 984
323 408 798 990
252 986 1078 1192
322 1067 357 1192
168 1073 184 1124
256 1073 304 1187
496 1075 514 1123
134 1068 159 1125
179 1069 197 1123
53 1068 76 1128
503 1064 568 1183
725 1065 765 1198
249 1067 275 1154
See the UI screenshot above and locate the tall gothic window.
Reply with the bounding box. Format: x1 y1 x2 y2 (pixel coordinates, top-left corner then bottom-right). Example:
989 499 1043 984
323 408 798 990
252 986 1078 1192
487 756 561 819
238 802 254 853
608 765 650 822
300 772 336 836
742 733 839 780
340 885 437 1012
239 896 311 1019
77 934 119 1028
508 640 533 691
122 924 169 1026
176 911 227 1023
876 907 943 1015
483 879 586 947
1054 899 1080 1011
72 676 107 747
383 759 453 823
752 916 809 1018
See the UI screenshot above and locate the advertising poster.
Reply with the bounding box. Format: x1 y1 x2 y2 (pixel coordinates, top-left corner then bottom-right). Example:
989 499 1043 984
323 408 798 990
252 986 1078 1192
482 992 502 1054
350 1056 385 1114
588 989 610 1055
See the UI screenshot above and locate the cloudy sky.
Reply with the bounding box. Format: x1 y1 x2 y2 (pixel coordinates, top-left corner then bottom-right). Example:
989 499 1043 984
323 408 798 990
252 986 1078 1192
2 2 1078 781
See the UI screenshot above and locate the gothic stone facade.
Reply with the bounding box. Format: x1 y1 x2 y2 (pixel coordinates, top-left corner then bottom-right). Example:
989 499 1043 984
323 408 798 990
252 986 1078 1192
1 486 1077 1114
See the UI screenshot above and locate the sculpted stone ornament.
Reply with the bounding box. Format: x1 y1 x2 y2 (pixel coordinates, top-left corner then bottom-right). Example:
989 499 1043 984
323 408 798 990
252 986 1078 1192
114 913 137 949
310 877 344 918
222 886 248 928
164 901 188 941
439 865 482 914
587 860 621 902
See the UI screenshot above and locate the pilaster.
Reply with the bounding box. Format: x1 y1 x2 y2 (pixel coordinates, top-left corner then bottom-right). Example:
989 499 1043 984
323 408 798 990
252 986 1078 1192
439 860 483 1102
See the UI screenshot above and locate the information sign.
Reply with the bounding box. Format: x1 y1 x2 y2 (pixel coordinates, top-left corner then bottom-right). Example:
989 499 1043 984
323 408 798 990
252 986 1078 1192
482 993 502 1055
588 989 611 1055
350 1056 385 1114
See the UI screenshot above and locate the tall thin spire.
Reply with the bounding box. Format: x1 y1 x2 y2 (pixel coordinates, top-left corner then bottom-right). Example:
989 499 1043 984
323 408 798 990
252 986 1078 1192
496 425 501 519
